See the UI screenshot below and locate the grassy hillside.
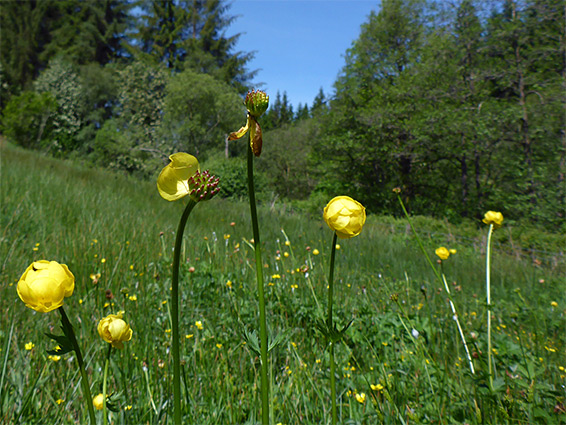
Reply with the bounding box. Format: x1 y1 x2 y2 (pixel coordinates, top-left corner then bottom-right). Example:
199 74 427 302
1 142 564 424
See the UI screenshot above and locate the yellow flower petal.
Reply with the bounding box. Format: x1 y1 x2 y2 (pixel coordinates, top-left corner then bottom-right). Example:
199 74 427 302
323 196 366 239
17 261 75 313
157 153 199 201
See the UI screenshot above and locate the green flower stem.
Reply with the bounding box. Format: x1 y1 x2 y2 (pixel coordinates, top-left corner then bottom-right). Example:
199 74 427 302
395 194 444 285
172 199 197 425
396 194 475 374
327 232 338 425
486 223 494 391
58 306 96 425
246 143 269 425
102 343 112 425
440 266 475 374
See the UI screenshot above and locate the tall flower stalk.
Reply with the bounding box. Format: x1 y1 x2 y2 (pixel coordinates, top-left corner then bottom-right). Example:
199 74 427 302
16 260 96 424
97 311 133 424
229 90 270 424
322 196 366 425
436 249 475 375
483 210 503 391
326 232 338 424
395 191 477 374
157 153 219 424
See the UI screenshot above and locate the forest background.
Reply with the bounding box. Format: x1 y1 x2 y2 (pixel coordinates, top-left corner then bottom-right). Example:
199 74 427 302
1 0 564 232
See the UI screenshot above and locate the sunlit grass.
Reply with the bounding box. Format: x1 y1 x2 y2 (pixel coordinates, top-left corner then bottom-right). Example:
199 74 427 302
1 142 565 424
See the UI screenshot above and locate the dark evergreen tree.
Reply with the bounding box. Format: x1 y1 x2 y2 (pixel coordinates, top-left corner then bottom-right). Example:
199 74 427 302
134 0 254 91
0 0 53 94
42 0 132 65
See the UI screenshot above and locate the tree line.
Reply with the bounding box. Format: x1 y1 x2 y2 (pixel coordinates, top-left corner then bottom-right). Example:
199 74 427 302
1 0 564 230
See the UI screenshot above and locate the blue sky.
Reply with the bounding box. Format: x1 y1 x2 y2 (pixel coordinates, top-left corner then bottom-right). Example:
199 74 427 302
227 1 379 110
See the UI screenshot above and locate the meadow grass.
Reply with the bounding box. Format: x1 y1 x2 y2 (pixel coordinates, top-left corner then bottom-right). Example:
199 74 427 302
1 142 565 424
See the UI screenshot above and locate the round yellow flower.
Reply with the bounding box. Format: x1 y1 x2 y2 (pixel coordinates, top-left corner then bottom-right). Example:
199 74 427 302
323 196 366 239
435 247 450 261
483 211 504 229
17 260 75 313
312 249 320 255
449 249 457 255
93 393 104 410
156 153 200 201
97 312 133 349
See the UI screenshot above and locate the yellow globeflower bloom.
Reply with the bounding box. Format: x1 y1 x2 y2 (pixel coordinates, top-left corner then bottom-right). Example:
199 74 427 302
435 247 450 261
93 393 104 410
483 211 504 229
323 196 366 239
97 312 133 349
157 153 200 201
17 260 75 313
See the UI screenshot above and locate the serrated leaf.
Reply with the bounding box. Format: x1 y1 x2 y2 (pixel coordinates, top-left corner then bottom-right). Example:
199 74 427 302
44 332 73 355
243 329 260 357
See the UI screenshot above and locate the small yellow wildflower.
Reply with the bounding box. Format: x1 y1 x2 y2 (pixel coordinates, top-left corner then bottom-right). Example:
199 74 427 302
25 342 34 351
449 248 457 255
435 247 450 260
48 355 61 362
551 301 558 308
93 394 104 410
224 234 230 240
216 343 222 349
283 252 289 258
371 384 384 391
186 334 194 339
335 244 341 250
355 392 366 403
101 258 106 264
124 405 132 411
271 274 281 279
195 321 203 330
226 280 233 289
129 295 137 301
56 399 64 405
483 211 504 228
312 249 320 255
130 265 134 270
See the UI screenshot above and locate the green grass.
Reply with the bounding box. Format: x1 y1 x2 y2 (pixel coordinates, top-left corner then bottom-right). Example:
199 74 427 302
1 141 565 424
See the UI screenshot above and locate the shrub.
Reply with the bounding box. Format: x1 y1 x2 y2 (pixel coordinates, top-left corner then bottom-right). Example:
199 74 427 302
1 91 58 149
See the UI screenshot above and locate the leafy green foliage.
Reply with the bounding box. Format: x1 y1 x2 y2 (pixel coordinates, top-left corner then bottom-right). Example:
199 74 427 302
34 58 85 152
1 91 58 150
160 68 243 158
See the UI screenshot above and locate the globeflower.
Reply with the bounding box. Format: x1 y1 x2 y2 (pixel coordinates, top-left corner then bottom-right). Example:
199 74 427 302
323 196 366 239
157 153 220 202
435 247 450 260
228 89 269 157
93 393 104 410
17 260 75 313
97 312 133 349
483 211 504 229
157 153 200 201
